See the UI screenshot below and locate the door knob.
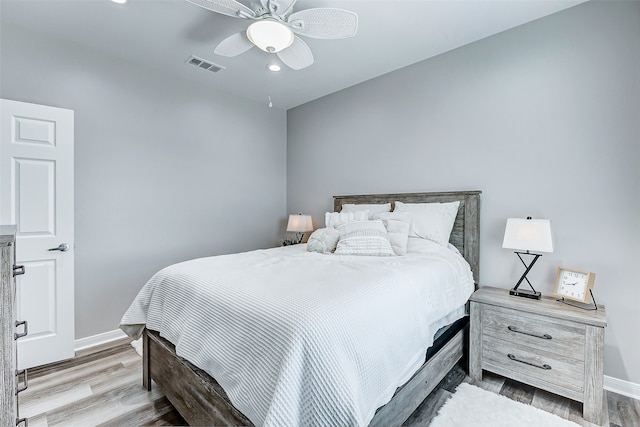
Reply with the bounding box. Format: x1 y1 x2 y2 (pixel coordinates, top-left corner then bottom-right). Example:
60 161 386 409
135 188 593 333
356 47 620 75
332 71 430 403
48 243 70 252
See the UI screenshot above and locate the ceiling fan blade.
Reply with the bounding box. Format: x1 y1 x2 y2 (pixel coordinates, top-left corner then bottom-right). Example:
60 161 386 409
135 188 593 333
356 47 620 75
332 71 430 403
214 31 255 56
185 0 255 19
277 36 313 70
287 8 358 39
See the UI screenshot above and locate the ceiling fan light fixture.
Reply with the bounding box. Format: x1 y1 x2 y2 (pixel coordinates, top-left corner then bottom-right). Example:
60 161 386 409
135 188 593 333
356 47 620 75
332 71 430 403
247 20 294 53
267 63 281 72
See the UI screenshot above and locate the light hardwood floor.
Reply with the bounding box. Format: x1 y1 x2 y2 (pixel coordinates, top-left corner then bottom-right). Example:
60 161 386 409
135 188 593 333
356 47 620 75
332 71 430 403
18 342 640 426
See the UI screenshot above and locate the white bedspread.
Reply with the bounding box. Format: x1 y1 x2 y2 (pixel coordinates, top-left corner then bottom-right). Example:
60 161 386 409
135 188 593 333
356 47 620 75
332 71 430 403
120 243 474 427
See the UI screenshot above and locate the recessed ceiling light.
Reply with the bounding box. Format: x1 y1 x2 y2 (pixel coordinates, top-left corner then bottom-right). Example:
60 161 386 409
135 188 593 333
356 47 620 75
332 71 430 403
111 0 127 4
267 64 281 72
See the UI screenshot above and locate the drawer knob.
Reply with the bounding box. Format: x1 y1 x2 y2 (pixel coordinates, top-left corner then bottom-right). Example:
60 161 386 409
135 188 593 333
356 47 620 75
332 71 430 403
507 353 551 370
13 265 25 277
507 325 552 340
15 320 28 340
15 369 28 395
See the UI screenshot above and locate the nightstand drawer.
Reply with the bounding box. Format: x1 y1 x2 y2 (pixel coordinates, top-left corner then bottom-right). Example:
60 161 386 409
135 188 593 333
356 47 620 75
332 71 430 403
482 335 585 396
483 305 585 361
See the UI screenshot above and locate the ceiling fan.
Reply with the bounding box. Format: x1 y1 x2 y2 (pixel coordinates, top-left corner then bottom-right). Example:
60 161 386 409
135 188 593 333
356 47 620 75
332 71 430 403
186 0 358 70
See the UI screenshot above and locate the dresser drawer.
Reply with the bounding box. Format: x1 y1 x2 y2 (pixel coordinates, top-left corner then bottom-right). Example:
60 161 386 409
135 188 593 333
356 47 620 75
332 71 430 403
482 304 585 361
482 335 585 397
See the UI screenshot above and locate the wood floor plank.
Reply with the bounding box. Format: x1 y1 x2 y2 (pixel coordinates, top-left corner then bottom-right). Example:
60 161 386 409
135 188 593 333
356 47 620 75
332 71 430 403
21 344 184 426
25 362 127 397
500 377 536 405
612 392 640 427
18 411 48 427
20 361 137 417
26 351 138 392
601 393 612 427
607 390 623 426
97 396 183 427
45 381 163 426
89 363 142 394
531 388 570 420
28 344 134 379
75 338 132 359
20 383 94 419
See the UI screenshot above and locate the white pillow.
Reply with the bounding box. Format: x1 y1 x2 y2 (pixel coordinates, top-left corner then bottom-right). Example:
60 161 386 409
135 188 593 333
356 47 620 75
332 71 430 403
307 228 340 254
406 237 465 257
447 243 462 256
341 203 391 219
371 212 411 255
334 220 395 256
394 201 460 246
406 237 442 253
325 210 369 229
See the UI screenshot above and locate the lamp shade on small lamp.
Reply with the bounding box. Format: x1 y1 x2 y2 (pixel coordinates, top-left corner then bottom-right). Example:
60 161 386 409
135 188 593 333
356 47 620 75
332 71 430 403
287 214 313 233
502 218 553 253
286 214 313 245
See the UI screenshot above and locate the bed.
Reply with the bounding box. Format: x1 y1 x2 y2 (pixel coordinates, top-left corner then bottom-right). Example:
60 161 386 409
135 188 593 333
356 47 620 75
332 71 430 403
121 190 481 427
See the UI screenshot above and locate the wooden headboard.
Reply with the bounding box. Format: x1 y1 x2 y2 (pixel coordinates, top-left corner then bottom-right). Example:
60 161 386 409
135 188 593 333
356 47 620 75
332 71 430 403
333 190 481 284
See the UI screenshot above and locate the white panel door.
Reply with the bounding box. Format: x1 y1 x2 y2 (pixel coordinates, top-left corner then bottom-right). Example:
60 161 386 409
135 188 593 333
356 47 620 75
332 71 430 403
0 99 74 369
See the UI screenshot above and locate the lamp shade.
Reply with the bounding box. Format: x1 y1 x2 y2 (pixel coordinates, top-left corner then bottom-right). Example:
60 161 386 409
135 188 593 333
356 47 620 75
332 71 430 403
502 218 553 253
287 214 314 233
246 20 294 53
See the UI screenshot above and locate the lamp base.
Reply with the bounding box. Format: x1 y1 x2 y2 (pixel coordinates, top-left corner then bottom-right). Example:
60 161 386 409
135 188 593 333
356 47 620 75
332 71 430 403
509 288 541 300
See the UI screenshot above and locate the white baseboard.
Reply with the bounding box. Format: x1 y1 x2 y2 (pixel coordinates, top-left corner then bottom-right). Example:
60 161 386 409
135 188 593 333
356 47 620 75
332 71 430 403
74 328 128 352
604 375 640 400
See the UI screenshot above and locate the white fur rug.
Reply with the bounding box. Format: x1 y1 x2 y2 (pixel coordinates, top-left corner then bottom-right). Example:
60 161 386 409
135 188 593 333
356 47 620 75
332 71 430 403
429 383 581 427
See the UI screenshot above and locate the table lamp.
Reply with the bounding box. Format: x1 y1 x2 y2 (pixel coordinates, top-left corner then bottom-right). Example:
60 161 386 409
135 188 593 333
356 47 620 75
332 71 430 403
502 217 553 299
287 213 314 244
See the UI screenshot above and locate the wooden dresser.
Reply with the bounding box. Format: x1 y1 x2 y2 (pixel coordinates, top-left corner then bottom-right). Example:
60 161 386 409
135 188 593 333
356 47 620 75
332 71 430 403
469 286 607 425
1 225 28 427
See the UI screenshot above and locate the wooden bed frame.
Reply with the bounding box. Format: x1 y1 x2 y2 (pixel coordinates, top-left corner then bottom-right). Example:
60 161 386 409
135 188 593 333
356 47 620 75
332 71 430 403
142 190 481 426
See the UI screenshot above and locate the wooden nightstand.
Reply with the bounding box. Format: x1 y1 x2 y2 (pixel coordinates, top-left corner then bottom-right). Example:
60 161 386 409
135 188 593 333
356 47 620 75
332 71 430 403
469 286 607 425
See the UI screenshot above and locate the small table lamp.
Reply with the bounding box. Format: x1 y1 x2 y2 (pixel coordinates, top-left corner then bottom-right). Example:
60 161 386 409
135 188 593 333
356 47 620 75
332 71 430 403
502 217 553 300
286 213 314 244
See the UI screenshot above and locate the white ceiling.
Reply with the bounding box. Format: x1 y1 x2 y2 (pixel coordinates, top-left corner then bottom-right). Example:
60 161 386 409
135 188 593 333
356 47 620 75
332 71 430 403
1 0 585 110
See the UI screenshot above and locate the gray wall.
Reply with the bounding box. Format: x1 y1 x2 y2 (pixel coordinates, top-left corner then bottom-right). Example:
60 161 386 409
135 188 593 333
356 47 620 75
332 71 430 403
1 23 287 339
288 1 640 383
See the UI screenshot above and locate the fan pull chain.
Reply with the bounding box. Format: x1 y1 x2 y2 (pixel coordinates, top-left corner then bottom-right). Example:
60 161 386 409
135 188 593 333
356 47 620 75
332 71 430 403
266 64 274 108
